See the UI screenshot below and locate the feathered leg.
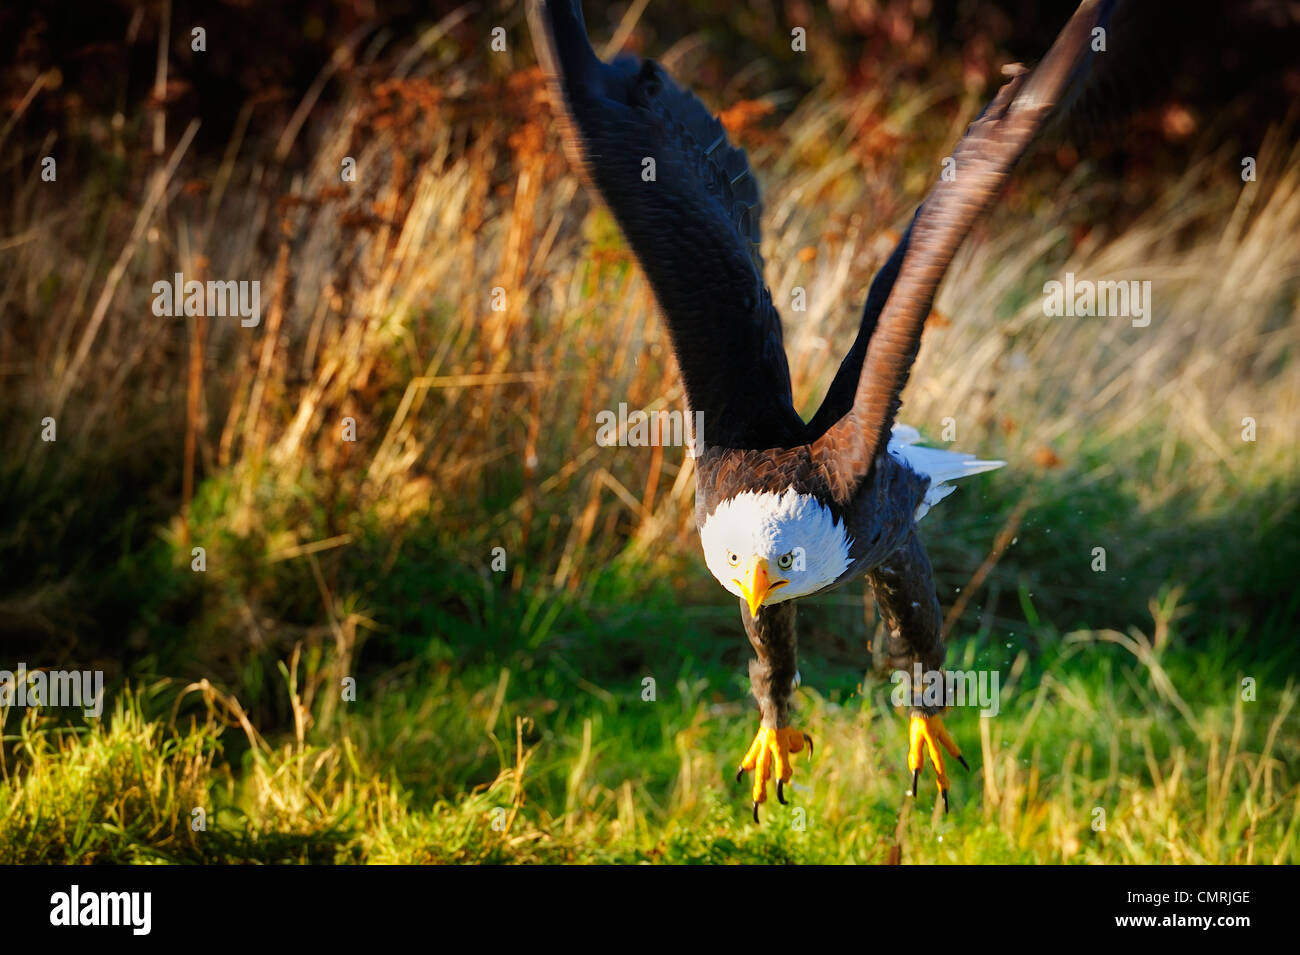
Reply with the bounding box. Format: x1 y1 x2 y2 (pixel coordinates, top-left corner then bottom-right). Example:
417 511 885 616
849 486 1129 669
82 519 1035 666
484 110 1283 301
868 530 969 812
736 600 811 821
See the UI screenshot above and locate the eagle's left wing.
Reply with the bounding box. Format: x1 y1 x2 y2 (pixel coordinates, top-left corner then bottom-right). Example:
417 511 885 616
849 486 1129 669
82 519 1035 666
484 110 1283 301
808 0 1117 501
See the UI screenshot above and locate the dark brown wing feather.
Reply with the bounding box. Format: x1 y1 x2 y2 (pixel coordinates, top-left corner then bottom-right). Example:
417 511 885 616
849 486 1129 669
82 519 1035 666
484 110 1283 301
810 0 1113 502
529 0 807 451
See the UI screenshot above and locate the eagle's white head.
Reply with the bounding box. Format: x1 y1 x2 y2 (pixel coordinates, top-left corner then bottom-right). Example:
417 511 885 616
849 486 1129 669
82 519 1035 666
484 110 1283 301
699 488 854 615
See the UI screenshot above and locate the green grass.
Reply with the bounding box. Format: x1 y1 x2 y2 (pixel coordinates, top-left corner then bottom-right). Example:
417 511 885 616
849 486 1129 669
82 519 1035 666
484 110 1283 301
3 607 1296 864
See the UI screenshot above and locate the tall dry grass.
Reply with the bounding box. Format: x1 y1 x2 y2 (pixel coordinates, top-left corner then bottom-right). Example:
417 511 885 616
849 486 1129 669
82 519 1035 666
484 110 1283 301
4 36 1299 659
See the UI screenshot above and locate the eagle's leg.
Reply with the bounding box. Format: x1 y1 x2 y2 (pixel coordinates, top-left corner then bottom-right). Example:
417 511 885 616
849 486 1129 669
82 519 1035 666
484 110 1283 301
736 600 811 820
868 529 969 813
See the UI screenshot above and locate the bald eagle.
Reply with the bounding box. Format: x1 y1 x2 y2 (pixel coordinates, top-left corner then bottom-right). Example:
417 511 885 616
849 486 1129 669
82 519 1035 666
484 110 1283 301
530 0 1113 818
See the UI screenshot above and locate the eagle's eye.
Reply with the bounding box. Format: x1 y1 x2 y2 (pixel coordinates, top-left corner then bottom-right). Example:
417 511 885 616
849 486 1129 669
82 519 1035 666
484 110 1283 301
727 552 740 566
776 552 794 570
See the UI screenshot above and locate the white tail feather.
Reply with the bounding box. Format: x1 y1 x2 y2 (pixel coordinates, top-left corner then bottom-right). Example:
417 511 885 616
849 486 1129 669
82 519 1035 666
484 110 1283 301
888 424 1004 521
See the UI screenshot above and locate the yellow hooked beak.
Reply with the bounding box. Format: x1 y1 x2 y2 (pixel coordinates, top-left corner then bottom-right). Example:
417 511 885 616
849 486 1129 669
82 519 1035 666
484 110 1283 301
733 555 789 617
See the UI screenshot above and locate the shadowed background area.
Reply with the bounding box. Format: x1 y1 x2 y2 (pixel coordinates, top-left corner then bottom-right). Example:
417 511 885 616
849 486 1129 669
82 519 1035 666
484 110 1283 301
0 1 1297 863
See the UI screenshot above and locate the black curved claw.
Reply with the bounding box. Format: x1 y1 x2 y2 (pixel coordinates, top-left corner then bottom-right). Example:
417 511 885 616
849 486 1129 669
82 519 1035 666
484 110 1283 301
752 801 761 824
736 768 744 783
957 754 970 772
910 768 921 797
777 779 787 805
804 734 814 756
942 789 950 814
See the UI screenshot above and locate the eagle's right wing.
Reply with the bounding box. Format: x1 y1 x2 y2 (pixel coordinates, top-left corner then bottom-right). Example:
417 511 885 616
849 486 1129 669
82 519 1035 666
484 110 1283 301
529 0 807 451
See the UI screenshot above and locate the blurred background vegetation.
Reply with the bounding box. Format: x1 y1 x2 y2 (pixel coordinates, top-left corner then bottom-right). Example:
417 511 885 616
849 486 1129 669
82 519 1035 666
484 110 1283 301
0 0 1297 863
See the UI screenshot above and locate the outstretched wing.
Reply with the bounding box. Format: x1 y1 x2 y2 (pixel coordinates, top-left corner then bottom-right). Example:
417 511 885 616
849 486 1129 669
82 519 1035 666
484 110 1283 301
529 0 807 451
808 0 1116 501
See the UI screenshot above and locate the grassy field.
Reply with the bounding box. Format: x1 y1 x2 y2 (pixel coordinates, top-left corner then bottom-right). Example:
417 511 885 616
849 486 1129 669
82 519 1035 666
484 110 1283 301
1 625 1297 863
1 7 1298 864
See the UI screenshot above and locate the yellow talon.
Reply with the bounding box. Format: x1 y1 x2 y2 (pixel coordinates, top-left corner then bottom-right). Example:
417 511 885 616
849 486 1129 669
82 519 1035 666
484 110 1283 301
736 725 811 819
907 714 967 813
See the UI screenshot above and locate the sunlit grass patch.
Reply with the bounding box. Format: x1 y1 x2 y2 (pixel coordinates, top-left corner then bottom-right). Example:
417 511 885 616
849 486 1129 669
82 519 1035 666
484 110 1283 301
2 610 1295 864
